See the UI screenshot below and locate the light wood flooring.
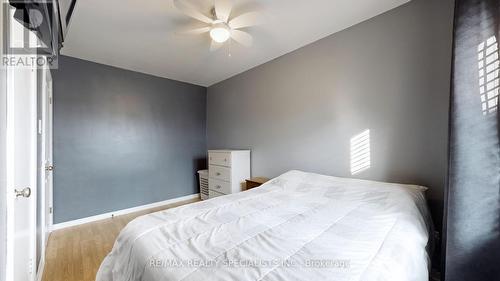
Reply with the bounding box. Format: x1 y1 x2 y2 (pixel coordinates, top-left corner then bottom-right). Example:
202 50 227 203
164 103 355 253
41 198 199 281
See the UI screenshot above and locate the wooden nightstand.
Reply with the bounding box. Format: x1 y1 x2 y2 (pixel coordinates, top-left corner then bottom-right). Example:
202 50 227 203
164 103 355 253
245 177 270 190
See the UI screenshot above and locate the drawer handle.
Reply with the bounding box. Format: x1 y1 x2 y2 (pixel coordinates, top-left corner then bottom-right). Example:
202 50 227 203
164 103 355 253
216 172 221 176
216 185 221 189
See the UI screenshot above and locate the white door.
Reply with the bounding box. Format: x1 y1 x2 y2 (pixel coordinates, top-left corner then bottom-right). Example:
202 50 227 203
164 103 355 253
6 11 38 281
6 65 38 281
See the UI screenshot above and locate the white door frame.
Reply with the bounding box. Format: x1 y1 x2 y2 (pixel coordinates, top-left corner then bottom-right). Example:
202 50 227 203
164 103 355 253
38 66 53 278
0 2 7 281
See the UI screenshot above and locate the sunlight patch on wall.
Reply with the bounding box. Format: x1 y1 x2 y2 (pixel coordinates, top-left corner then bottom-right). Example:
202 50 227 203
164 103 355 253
478 36 499 115
350 129 371 175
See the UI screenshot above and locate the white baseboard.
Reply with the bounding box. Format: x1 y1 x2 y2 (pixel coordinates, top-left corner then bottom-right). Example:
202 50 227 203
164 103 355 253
50 193 200 231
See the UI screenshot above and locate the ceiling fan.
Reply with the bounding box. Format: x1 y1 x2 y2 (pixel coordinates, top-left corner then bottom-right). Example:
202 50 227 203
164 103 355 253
173 0 260 51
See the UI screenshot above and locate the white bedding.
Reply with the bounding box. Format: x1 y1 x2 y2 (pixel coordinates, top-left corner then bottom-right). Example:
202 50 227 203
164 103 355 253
96 170 432 281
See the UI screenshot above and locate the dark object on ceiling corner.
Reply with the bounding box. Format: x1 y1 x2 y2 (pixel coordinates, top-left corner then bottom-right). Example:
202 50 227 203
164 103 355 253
56 0 77 42
8 0 77 55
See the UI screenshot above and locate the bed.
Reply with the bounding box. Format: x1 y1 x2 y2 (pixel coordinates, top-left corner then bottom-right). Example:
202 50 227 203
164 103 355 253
96 170 432 281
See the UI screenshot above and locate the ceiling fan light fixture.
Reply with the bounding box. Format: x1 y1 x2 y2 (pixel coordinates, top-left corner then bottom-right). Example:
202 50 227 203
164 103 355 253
210 23 230 43
173 0 257 52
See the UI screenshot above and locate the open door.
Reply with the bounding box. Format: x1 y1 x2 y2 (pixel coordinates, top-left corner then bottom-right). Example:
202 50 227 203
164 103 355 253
5 8 38 281
6 60 38 281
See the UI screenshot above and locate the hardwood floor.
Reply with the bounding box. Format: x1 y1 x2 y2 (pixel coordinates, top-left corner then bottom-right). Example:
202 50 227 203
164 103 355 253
41 198 199 281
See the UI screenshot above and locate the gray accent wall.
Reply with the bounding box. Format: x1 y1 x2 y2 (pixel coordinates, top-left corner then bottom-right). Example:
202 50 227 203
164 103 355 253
53 56 207 223
207 0 454 226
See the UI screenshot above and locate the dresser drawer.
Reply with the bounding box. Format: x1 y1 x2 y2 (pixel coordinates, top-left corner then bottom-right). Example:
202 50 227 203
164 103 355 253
209 178 231 194
209 165 231 182
209 189 225 198
208 152 231 167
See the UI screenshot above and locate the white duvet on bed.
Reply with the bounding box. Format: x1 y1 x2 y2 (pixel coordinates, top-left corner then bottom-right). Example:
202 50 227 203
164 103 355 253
96 170 432 281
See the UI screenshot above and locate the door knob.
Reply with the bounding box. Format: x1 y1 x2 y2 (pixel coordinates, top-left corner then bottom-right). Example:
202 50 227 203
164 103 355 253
15 187 31 198
45 165 54 171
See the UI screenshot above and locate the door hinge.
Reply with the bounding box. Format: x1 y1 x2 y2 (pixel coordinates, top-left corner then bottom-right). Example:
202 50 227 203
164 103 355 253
28 258 33 274
49 207 53 214
49 96 52 104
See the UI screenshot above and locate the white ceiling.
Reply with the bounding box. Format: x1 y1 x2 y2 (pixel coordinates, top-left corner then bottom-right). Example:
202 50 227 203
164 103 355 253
61 0 409 87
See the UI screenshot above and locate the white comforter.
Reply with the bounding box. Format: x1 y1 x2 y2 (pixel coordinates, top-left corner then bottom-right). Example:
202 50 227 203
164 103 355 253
97 170 432 281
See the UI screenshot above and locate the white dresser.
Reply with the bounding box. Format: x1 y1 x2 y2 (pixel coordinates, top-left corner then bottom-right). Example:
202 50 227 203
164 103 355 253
208 150 250 198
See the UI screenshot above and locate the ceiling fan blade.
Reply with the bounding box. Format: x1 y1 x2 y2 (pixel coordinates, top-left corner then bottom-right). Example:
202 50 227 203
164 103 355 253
177 26 211 35
215 0 232 22
173 0 213 24
228 12 260 29
231 30 253 47
210 40 223 52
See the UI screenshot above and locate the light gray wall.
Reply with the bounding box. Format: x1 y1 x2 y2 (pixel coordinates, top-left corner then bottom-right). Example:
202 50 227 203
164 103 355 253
53 56 207 223
207 0 454 227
